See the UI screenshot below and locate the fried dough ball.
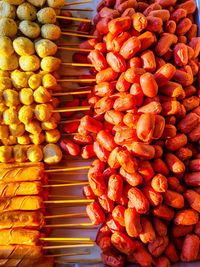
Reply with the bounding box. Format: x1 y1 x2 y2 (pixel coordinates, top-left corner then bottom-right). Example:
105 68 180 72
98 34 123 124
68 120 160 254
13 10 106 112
52 112 61 122
27 145 43 162
19 55 40 72
0 125 9 139
19 20 40 39
13 37 35 56
17 2 36 21
0 37 14 56
18 105 33 124
35 39 57 58
28 74 42 90
25 119 42 135
0 70 9 77
41 56 61 72
41 24 61 40
17 134 30 145
33 86 51 103
0 53 18 71
3 89 19 107
0 146 12 162
41 116 57 130
4 0 24 5
0 1 16 19
3 107 19 125
45 129 60 143
0 18 17 38
42 73 57 89
19 88 34 105
13 144 27 162
47 0 65 8
9 123 25 137
35 104 52 121
37 7 56 24
43 143 62 164
0 77 12 91
51 97 59 108
2 135 17 146
29 132 45 145
0 103 7 113
11 70 29 90
27 0 46 7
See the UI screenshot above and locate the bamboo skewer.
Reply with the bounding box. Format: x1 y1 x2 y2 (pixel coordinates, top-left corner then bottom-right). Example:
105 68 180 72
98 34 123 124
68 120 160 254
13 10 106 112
55 259 102 263
49 195 85 199
52 106 90 113
61 29 89 34
43 181 89 188
64 0 92 6
61 32 97 38
44 199 93 204
57 16 91 23
45 251 90 258
63 8 93 11
59 119 81 124
53 90 91 97
45 213 87 219
45 166 90 173
58 46 92 52
41 237 91 242
57 78 96 82
44 244 94 250
44 223 97 228
61 62 93 67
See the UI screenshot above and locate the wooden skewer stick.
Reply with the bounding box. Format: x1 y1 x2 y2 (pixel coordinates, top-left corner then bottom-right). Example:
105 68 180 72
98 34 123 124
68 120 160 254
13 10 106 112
49 179 88 183
45 213 87 219
49 195 85 199
41 237 91 242
44 223 96 228
61 62 93 67
52 106 90 113
61 32 97 38
64 0 92 6
44 244 94 250
56 42 80 46
57 78 96 82
45 251 90 258
62 8 93 11
53 90 91 97
45 166 90 173
57 16 91 23
61 29 89 34
55 259 102 263
59 119 81 124
44 199 93 204
58 46 92 52
43 181 89 187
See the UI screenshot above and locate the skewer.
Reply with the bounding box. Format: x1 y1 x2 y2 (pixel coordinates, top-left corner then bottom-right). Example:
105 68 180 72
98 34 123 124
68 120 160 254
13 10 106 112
44 223 97 229
45 251 90 257
57 16 91 23
52 106 90 112
64 0 92 6
41 237 91 242
63 8 93 11
61 62 93 67
44 244 94 249
43 181 89 187
45 166 90 173
58 46 92 52
55 259 102 263
61 29 89 34
52 90 91 97
61 32 97 38
57 78 96 82
49 195 85 199
59 119 81 123
45 213 87 219
44 199 93 204
56 42 80 46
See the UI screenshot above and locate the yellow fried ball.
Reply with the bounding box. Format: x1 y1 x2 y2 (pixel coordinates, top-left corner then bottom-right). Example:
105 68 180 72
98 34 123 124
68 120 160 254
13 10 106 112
0 18 17 38
17 134 30 145
29 132 45 145
19 20 40 39
3 107 19 125
47 0 65 8
37 7 56 24
19 55 40 72
11 70 29 90
27 0 46 7
41 56 61 72
0 70 9 77
0 36 14 56
9 123 25 137
28 74 42 90
41 24 61 40
0 2 16 19
51 97 60 108
0 77 12 91
34 104 52 121
17 2 36 21
41 116 57 130
13 37 35 56
0 53 19 71
0 125 9 139
0 146 12 162
3 89 19 107
19 88 34 105
35 39 57 58
13 144 27 162
18 105 33 124
25 119 42 135
4 0 25 5
45 129 61 143
43 143 62 164
27 145 43 162
2 135 17 146
33 86 51 103
52 112 61 122
42 73 57 89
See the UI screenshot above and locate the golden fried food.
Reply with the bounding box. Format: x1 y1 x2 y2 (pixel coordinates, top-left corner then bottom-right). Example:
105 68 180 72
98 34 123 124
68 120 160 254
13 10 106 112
16 2 36 21
0 1 16 19
35 39 57 58
18 105 33 124
45 129 61 143
0 125 9 139
0 70 9 77
42 73 57 89
3 89 20 107
41 56 61 72
0 37 14 56
13 37 35 56
19 88 34 105
17 134 30 145
0 77 12 91
3 108 19 125
25 120 42 135
27 145 43 162
41 24 61 40
9 123 25 137
41 116 57 130
4 0 25 5
33 86 51 103
34 104 52 122
2 135 17 146
19 20 40 39
47 0 65 8
52 112 61 122
11 70 29 89
19 55 40 72
13 144 27 162
37 7 56 24
0 18 17 38
27 0 46 7
0 53 18 71
28 74 42 90
29 132 45 145
0 146 12 163
43 143 62 164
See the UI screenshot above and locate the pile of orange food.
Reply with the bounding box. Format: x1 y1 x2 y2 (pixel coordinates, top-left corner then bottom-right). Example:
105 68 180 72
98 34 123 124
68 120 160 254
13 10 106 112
60 0 200 266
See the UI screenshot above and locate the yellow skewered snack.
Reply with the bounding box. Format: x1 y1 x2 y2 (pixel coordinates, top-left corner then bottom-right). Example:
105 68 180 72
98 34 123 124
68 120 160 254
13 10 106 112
0 1 16 19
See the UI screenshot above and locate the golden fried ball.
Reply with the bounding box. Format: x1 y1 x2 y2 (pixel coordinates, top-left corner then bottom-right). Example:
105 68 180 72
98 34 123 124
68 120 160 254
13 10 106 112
52 112 61 122
3 107 19 125
35 39 57 58
0 37 14 56
33 86 51 104
0 1 16 19
27 145 43 162
0 70 9 77
41 116 57 130
17 134 30 145
45 129 61 143
18 105 33 124
42 73 57 89
43 143 62 164
0 53 18 71
13 144 27 162
19 88 34 105
25 120 42 135
47 0 65 8
28 74 42 90
3 89 19 107
0 18 17 38
35 104 52 122
41 24 61 40
0 103 7 113
19 20 40 39
4 0 24 5
27 0 46 7
51 97 60 108
17 2 36 21
37 7 56 24
41 56 61 72
9 123 25 137
0 146 12 162
0 125 9 139
11 70 29 90
29 132 45 145
13 37 35 56
2 135 17 146
19 55 40 72
0 77 12 91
